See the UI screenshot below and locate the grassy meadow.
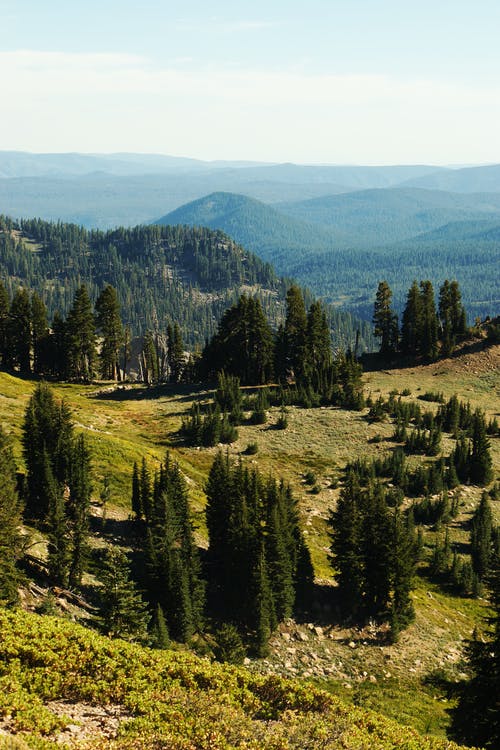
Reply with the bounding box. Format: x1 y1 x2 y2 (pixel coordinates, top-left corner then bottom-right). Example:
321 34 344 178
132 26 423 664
0 343 498 743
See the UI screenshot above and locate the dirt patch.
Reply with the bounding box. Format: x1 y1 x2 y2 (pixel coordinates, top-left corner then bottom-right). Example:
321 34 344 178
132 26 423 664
47 701 132 745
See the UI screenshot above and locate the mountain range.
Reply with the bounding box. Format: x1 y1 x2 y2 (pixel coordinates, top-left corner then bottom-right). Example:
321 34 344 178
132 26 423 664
1 152 500 323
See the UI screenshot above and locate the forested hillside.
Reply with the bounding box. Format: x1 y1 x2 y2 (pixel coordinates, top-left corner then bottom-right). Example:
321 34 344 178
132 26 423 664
161 190 500 321
0 216 374 351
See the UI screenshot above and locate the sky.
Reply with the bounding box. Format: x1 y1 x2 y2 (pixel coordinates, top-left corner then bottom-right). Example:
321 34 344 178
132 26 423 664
1 0 500 164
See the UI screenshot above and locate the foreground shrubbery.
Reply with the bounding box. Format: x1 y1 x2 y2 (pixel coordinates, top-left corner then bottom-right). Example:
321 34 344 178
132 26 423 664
0 609 474 750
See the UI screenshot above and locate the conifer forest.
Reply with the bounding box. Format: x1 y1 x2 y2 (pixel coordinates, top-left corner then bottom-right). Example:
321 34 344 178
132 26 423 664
0 200 499 749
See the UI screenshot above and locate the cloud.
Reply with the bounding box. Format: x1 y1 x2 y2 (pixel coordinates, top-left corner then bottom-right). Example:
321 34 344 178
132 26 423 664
0 49 499 163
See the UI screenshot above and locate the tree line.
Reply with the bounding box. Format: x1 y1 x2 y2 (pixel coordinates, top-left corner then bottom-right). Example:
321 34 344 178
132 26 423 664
373 278 467 359
0 215 376 352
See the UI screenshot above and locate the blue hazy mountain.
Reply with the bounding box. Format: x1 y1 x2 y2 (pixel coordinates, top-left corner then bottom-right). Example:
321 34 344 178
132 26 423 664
157 191 500 322
400 163 500 193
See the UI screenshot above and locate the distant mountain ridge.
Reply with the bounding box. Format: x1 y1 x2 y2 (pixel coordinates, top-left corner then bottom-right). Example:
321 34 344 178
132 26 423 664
2 152 500 230
158 190 500 322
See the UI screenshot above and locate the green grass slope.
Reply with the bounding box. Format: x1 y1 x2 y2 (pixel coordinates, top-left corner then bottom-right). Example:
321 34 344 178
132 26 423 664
0 608 476 750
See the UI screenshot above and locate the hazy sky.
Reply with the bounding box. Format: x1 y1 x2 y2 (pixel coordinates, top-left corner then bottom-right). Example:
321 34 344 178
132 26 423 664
2 0 500 164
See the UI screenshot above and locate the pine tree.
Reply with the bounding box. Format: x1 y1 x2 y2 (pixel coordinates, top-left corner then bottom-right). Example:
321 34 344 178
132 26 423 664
168 322 185 383
99 547 150 642
67 434 91 589
470 410 493 486
389 509 416 641
140 457 152 523
140 330 159 385
0 280 9 367
150 603 170 649
23 383 72 520
419 280 439 360
306 300 332 371
45 454 70 587
202 295 274 385
362 484 392 617
400 281 422 356
205 453 312 643
66 284 96 382
140 455 204 641
50 310 67 379
284 285 308 382
471 493 494 579
22 383 91 587
265 480 295 621
329 475 364 617
31 292 49 375
450 554 500 748
373 281 398 355
0 427 24 604
131 461 142 519
95 284 123 380
8 287 32 373
449 280 467 337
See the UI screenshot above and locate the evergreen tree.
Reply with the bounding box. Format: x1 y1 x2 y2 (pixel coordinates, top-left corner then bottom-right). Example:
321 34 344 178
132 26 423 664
201 295 274 384
273 323 287 383
140 330 159 384
419 280 439 360
450 554 500 748
50 310 67 379
470 409 493 486
449 280 467 337
67 434 91 589
284 285 308 382
99 547 150 642
373 281 398 355
329 475 364 617
140 455 204 641
400 281 422 356
8 287 32 373
150 603 170 649
0 279 9 367
131 461 142 519
306 300 333 371
31 291 49 375
205 452 311 645
66 284 96 382
22 383 90 587
389 509 416 640
95 284 123 380
362 484 392 616
471 493 494 579
0 427 24 604
139 457 152 523
439 279 467 353
22 383 73 520
168 322 185 383
45 454 70 587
